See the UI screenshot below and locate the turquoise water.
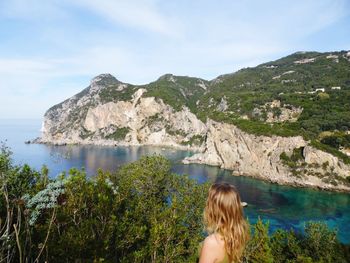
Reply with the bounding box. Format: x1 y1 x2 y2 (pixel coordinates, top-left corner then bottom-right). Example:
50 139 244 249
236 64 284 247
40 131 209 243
1 119 350 243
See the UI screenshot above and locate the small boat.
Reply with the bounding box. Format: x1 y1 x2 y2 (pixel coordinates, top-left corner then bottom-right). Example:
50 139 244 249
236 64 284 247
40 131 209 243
241 202 248 207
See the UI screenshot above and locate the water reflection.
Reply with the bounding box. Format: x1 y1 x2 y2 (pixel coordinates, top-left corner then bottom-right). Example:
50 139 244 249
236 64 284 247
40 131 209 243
174 162 350 243
1 119 350 243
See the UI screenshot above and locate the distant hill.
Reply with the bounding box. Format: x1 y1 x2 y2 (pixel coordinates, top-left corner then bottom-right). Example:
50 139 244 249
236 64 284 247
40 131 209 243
38 50 350 191
199 51 350 138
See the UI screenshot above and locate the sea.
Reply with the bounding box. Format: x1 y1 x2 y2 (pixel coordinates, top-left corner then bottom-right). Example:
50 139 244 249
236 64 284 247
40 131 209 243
1 119 350 243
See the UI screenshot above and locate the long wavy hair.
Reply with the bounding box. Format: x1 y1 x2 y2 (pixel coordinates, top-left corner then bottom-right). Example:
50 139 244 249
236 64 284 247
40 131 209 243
204 183 249 263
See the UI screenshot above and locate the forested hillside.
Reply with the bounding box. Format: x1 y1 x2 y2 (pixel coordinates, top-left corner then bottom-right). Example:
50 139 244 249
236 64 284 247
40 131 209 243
46 51 350 163
39 50 350 191
132 51 350 164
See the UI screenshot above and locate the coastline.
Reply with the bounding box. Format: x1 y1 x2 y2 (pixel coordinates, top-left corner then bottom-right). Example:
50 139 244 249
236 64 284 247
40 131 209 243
31 137 203 152
32 138 350 193
240 171 350 193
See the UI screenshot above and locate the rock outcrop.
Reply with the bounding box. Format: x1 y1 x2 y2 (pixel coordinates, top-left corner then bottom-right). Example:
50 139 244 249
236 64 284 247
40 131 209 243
37 50 350 193
183 120 350 191
39 79 207 150
38 81 350 192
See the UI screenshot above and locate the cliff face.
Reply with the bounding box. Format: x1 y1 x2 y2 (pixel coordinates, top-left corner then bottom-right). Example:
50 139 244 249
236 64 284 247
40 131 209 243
38 49 350 191
40 77 207 150
38 84 350 191
184 120 305 173
183 120 350 191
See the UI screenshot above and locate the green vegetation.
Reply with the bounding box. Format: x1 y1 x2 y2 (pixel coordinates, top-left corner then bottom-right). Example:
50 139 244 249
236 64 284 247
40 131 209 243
243 218 350 262
231 118 301 137
181 134 206 146
279 146 350 183
200 52 350 136
280 153 302 178
146 113 164 125
0 146 208 262
84 74 137 104
79 126 95 139
320 132 350 149
280 147 305 168
310 140 350 165
145 74 207 113
1 146 349 262
244 219 273 263
49 51 350 163
99 84 136 104
280 152 293 166
271 107 282 118
105 127 130 141
194 51 350 159
165 125 188 137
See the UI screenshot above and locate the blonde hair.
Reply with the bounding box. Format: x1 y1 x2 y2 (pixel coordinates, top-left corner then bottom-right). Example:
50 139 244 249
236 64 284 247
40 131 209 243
204 183 249 263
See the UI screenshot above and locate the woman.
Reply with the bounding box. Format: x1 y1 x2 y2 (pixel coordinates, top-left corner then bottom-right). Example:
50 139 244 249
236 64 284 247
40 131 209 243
199 183 249 263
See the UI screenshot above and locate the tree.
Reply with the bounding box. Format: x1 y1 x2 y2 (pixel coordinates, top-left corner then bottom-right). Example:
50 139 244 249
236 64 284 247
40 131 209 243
243 218 273 263
303 222 345 263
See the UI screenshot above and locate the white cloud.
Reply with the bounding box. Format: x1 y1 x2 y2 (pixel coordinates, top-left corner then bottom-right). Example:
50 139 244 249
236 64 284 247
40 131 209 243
0 0 349 118
0 46 131 93
0 59 54 74
0 45 143 118
0 0 68 21
71 0 182 37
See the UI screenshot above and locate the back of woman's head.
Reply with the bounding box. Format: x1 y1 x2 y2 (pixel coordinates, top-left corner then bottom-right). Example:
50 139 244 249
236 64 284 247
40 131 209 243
204 183 249 262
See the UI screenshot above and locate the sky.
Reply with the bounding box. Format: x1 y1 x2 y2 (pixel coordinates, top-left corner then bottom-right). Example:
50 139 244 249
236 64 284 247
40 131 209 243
0 0 349 119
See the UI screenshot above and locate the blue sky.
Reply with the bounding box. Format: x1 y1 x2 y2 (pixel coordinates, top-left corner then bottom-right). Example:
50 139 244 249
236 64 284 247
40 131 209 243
0 0 349 119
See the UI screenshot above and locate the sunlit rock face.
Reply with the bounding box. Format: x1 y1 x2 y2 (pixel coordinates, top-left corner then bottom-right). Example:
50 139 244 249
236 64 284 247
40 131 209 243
37 73 350 192
39 75 207 150
183 120 350 191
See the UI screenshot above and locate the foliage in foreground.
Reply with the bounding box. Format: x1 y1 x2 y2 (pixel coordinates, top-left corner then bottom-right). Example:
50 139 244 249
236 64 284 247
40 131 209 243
0 146 349 263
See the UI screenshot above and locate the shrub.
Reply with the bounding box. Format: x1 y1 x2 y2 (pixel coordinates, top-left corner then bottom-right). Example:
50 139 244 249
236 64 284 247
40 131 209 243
105 127 130 141
1 146 349 262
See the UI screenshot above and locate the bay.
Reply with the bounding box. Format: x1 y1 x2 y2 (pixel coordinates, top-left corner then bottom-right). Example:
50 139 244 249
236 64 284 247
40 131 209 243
1 119 349 243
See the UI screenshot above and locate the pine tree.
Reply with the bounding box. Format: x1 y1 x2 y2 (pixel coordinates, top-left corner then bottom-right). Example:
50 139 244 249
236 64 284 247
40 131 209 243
243 218 273 263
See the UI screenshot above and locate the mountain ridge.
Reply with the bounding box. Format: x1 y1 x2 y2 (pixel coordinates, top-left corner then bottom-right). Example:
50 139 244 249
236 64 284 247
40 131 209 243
37 50 350 192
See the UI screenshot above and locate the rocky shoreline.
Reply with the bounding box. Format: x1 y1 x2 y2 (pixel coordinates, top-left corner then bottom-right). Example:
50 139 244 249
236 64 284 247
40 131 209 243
237 170 350 193
32 133 350 193
31 136 203 151
36 74 350 193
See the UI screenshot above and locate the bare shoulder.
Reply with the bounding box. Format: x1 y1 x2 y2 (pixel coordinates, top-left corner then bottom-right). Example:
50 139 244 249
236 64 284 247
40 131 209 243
205 233 225 247
199 234 226 263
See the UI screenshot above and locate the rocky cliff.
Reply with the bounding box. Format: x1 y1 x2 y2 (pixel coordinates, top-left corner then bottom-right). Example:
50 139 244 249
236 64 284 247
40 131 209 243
183 120 350 191
40 74 207 150
37 50 350 192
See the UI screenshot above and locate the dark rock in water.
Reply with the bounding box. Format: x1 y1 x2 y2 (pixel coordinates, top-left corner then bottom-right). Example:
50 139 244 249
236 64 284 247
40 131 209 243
30 137 42 144
259 208 277 214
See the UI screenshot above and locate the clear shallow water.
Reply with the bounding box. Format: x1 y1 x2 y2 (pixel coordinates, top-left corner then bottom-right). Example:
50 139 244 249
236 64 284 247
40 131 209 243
1 119 350 243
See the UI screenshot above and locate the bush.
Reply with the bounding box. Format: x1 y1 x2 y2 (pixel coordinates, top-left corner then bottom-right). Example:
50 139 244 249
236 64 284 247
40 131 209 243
0 147 209 262
105 127 130 141
303 222 345 262
280 148 305 169
243 218 273 263
1 146 349 262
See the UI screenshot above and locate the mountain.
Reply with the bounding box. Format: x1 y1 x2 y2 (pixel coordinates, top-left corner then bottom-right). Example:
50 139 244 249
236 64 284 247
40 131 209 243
37 50 350 191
